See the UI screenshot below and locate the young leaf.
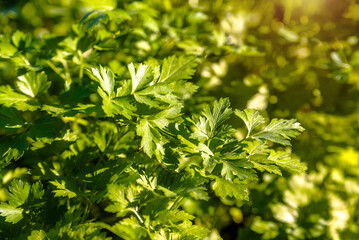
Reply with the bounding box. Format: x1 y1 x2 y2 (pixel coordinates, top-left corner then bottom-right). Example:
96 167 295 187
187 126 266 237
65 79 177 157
150 104 182 129
235 109 265 136
88 66 115 97
129 63 154 93
88 66 136 118
16 71 51 98
253 119 305 145
107 9 132 24
201 98 233 138
169 80 199 99
158 55 197 83
0 35 17 58
49 180 78 198
136 119 167 160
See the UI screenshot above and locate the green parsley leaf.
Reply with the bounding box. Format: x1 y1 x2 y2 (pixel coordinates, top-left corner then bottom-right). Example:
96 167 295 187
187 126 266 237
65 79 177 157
268 150 307 173
0 203 23 224
16 71 51 98
235 109 265 136
28 230 48 240
0 85 38 111
158 55 198 83
0 106 26 130
253 119 305 146
129 63 154 93
212 177 249 200
199 98 233 138
7 180 31 207
0 180 31 224
0 134 27 168
49 180 78 199
88 66 115 97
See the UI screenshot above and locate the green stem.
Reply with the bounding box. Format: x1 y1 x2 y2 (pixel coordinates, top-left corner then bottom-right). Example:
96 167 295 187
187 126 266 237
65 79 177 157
130 208 144 224
81 199 91 223
130 208 154 232
169 196 184 211
47 60 66 80
78 50 84 86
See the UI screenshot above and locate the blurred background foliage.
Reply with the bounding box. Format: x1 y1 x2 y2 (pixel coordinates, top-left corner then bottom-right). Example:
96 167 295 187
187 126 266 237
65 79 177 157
0 0 358 239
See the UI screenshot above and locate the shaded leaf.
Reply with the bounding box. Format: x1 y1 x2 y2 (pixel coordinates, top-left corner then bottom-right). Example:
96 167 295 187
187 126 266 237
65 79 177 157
0 106 25 130
49 180 78 198
0 134 27 169
28 116 63 140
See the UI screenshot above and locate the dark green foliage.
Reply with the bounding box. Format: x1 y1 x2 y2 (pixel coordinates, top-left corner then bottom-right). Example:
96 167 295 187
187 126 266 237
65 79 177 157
0 1 308 239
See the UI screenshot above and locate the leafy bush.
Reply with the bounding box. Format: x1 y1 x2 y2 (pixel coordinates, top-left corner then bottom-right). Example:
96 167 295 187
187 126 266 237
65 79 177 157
1 0 358 239
0 1 308 239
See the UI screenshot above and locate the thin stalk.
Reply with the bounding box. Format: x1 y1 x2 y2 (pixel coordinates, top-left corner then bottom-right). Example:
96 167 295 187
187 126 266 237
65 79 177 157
47 60 66 80
78 50 84 86
130 208 154 231
81 199 91 223
169 196 184 211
